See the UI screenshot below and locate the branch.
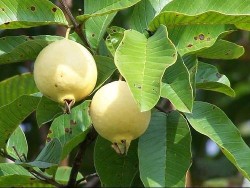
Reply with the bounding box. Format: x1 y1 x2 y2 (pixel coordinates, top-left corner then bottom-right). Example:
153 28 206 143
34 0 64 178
58 0 89 49
66 127 98 187
0 150 63 187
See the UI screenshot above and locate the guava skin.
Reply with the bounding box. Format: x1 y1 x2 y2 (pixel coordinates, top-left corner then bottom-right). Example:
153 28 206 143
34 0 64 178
90 81 151 154
34 39 97 104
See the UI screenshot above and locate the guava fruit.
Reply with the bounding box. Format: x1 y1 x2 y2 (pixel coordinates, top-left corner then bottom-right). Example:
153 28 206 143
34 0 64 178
33 39 97 112
90 81 151 154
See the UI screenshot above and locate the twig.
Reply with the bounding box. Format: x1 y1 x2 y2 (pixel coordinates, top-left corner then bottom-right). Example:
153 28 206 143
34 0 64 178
58 0 89 49
66 127 98 187
0 150 63 187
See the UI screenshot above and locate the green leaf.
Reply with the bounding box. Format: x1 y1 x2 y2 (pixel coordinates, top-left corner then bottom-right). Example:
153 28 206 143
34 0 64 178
130 0 170 32
183 55 198 98
36 96 63 127
47 101 92 159
196 39 245 59
16 138 62 169
0 95 40 150
139 111 191 187
196 62 235 97
0 0 68 29
0 163 48 186
115 25 177 111
161 55 193 113
55 166 84 184
93 55 117 92
6 126 28 160
105 26 125 56
0 35 63 64
168 25 235 56
185 101 250 180
0 73 38 106
94 136 138 187
149 0 250 31
85 13 116 50
77 0 141 21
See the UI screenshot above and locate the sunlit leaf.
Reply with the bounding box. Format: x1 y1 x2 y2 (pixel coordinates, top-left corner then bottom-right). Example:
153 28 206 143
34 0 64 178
185 101 250 180
115 25 177 111
196 62 235 97
0 0 68 29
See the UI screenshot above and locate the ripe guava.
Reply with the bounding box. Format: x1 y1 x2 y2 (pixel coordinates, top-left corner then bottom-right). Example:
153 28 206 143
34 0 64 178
90 81 151 154
33 39 97 112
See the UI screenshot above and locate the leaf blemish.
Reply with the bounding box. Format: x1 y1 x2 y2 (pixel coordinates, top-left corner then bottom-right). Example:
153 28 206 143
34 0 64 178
4 22 10 25
52 7 57 12
48 130 52 134
1 8 4 11
91 33 95 37
30 6 36 11
194 36 198 40
28 36 34 40
187 44 193 47
199 34 205 40
70 120 77 126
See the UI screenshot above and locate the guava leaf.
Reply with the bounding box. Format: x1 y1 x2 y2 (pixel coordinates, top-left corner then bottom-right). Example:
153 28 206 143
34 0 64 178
139 111 191 187
196 62 235 97
6 126 28 160
0 95 40 150
183 55 198 98
185 101 250 180
55 166 84 184
0 0 68 29
85 13 116 50
93 55 117 92
149 0 250 31
115 25 177 111
16 138 62 169
36 96 63 127
77 0 141 21
168 25 235 56
196 39 245 59
0 35 63 64
105 26 125 56
94 136 138 187
0 73 38 106
161 55 193 113
0 163 49 187
130 0 170 32
47 101 92 159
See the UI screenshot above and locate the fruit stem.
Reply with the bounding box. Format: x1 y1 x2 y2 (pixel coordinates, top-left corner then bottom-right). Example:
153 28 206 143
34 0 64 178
119 74 123 81
65 27 71 39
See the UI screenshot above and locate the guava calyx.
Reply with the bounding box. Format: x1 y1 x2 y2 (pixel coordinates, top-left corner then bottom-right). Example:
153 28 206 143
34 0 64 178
111 139 131 155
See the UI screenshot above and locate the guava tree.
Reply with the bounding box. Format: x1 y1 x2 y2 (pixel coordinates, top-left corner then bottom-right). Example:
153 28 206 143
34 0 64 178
0 0 250 187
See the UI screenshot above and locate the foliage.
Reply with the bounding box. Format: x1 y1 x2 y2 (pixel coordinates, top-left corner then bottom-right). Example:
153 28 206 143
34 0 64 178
0 0 250 187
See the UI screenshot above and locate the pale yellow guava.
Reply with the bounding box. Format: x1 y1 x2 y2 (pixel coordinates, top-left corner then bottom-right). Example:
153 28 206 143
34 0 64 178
34 39 97 108
89 81 151 154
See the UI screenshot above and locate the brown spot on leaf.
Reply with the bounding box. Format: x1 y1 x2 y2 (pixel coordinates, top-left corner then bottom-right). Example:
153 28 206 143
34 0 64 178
172 53 176 57
207 37 211 41
55 84 58 87
91 33 95 37
187 44 193 47
1 8 4 11
199 34 205 40
194 36 198 40
65 128 70 133
48 130 52 134
30 6 36 11
4 22 10 25
28 36 34 40
70 120 77 126
52 7 57 12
